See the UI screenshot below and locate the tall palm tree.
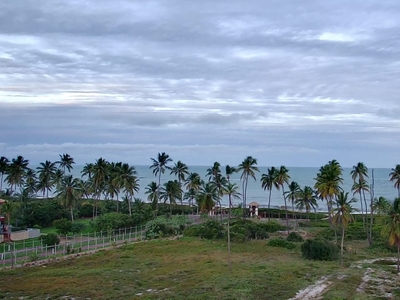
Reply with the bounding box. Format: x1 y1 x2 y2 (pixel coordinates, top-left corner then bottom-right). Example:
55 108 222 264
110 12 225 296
145 181 159 211
206 162 221 182
351 179 370 229
36 160 57 198
23 168 38 195
170 161 189 204
57 153 75 173
91 158 109 218
81 163 95 179
275 166 291 232
373 196 391 216
55 175 81 221
225 165 237 184
184 172 202 208
223 183 241 272
333 192 355 267
285 181 301 227
314 160 343 227
160 180 182 214
197 182 219 214
381 198 400 271
0 156 9 191
237 156 259 219
5 155 29 194
261 167 278 221
389 165 400 197
119 164 139 217
150 152 173 213
296 186 318 222
351 162 369 228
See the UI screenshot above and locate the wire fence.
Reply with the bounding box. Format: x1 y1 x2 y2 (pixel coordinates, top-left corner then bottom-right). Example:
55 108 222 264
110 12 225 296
1 225 147 269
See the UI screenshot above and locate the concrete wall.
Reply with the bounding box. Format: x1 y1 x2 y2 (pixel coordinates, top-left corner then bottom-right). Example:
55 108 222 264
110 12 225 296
0 229 41 242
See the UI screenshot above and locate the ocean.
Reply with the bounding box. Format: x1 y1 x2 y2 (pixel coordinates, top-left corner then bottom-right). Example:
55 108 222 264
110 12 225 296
66 165 397 211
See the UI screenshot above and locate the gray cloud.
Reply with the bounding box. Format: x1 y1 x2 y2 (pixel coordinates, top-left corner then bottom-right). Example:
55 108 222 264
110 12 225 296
1 0 400 167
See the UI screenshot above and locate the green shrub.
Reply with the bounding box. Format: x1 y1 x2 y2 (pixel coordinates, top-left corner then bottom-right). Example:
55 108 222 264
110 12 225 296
262 221 286 233
53 218 72 235
93 212 134 232
146 215 191 239
301 239 339 261
183 220 224 240
315 228 336 241
287 232 304 242
229 219 271 241
346 223 367 240
267 238 296 249
41 233 60 247
182 225 199 237
71 222 86 234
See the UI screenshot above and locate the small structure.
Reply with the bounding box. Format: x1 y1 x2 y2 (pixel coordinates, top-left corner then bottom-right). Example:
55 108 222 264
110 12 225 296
248 201 260 217
0 199 12 243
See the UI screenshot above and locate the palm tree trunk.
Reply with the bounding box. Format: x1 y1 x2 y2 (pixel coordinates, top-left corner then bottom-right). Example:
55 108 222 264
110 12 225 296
282 187 289 234
341 225 345 267
70 207 74 222
359 192 365 229
369 170 375 246
128 195 132 216
268 189 272 222
228 194 232 272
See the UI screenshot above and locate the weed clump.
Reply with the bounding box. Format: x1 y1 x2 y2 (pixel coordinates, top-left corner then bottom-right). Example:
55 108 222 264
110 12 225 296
287 232 304 243
267 238 296 250
301 239 339 261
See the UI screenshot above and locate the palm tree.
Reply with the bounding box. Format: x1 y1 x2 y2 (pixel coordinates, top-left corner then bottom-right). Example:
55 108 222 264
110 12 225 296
5 156 29 194
206 162 221 182
0 200 18 229
351 179 370 229
314 160 343 227
225 165 237 184
237 156 259 219
160 180 182 214
145 181 159 211
381 198 400 271
91 158 109 218
150 152 173 213
389 165 400 197
0 156 9 191
333 192 355 267
275 166 291 232
36 160 57 198
55 175 81 221
223 183 241 272
119 165 139 217
197 182 219 214
57 153 75 173
261 167 278 221
170 161 189 204
23 168 38 195
373 196 391 216
351 162 369 228
285 181 301 227
296 186 318 222
81 163 95 179
184 172 202 208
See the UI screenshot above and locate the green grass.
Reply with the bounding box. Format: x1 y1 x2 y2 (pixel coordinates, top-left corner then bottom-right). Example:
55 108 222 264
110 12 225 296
0 238 341 299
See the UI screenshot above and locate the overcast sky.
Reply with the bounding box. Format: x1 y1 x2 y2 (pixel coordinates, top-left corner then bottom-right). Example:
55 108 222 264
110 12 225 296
1 0 399 168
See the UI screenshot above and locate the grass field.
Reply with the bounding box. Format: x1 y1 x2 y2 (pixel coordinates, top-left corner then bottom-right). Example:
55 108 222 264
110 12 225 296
0 237 343 299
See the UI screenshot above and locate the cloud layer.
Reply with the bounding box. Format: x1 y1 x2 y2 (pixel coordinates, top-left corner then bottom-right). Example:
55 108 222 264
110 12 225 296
1 0 400 167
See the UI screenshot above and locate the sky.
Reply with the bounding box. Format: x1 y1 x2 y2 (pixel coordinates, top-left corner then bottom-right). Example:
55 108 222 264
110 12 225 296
1 0 400 168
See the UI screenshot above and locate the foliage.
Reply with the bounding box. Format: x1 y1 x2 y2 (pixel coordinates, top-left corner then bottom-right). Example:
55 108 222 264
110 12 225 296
71 222 86 234
93 212 134 232
183 219 224 240
267 238 296 249
41 233 60 246
262 221 286 232
53 218 72 235
145 215 191 239
22 200 69 228
287 232 304 242
229 219 270 241
301 239 339 261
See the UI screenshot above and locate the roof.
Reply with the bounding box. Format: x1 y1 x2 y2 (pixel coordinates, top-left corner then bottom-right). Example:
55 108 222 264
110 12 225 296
0 199 6 204
248 201 260 207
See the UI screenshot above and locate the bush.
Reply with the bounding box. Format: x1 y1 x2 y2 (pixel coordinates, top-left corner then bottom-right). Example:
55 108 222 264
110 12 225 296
146 215 191 239
262 221 286 233
53 218 72 235
267 238 296 249
183 220 224 240
287 232 304 243
229 219 270 242
315 228 336 241
41 233 60 247
301 239 339 261
71 222 86 234
93 213 134 232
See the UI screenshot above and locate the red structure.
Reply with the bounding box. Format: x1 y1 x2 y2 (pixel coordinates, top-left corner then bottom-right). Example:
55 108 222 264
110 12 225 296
0 200 12 243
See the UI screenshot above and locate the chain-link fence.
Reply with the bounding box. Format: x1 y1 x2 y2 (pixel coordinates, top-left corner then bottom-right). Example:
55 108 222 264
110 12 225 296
1 225 146 268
